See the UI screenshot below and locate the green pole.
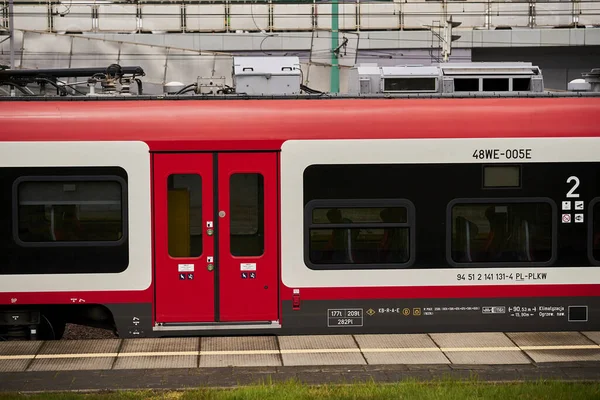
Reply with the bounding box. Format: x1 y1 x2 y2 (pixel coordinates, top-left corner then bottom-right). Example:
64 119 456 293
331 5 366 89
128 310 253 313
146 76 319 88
330 0 340 93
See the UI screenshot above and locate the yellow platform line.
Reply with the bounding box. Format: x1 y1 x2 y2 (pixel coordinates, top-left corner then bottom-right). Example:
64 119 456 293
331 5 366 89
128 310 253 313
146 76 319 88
0 355 36 360
201 350 280 355
35 353 119 359
519 345 600 351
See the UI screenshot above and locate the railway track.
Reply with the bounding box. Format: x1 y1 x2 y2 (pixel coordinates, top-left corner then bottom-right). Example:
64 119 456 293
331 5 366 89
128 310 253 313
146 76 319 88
61 323 117 340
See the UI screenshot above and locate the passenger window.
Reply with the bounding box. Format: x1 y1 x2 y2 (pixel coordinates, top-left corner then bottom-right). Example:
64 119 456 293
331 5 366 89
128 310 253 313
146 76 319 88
230 173 264 256
308 205 412 267
450 202 553 264
167 174 202 257
17 179 123 243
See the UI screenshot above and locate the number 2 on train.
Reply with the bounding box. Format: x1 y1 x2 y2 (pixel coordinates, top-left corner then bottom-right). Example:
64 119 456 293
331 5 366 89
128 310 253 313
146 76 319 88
566 176 580 198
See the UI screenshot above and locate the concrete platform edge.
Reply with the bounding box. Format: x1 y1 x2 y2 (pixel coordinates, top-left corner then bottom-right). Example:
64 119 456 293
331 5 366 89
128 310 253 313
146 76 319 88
2 363 600 393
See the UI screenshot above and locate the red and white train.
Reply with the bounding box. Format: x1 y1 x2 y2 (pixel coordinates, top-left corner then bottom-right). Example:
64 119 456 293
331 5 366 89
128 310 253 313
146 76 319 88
1 95 600 340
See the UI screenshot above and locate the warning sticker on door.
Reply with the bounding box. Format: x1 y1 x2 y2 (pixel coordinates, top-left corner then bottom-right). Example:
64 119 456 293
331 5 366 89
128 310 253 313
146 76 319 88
240 263 257 271
178 264 194 272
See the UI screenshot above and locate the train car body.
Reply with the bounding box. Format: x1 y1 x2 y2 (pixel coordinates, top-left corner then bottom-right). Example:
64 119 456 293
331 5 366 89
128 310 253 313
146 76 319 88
1 96 600 339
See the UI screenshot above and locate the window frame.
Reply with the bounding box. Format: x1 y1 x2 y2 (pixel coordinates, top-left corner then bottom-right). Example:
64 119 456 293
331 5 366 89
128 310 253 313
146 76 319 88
587 197 600 265
446 197 557 268
12 175 128 248
304 198 416 270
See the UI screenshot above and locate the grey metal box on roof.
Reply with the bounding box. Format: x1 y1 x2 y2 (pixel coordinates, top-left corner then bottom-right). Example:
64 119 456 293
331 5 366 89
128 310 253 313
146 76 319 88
233 56 301 95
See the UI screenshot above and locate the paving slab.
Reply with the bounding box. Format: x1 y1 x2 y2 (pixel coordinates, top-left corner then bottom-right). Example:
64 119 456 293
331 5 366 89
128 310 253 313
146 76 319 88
430 332 530 365
354 334 449 365
0 341 41 372
507 332 600 363
445 350 530 365
0 340 42 356
120 337 199 353
279 335 365 366
281 352 366 366
430 332 516 349
581 332 600 345
521 349 600 363
507 332 596 347
279 335 358 350
202 336 278 351
200 354 281 367
27 356 115 371
199 336 281 367
0 360 32 373
27 339 120 370
115 338 199 369
113 355 197 369
38 339 121 354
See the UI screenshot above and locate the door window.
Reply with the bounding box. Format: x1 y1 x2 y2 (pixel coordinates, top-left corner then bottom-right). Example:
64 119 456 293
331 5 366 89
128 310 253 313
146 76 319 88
167 174 202 257
230 173 264 256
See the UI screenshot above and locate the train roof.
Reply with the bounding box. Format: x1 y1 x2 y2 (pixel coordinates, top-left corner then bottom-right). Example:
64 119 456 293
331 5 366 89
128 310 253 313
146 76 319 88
1 96 599 152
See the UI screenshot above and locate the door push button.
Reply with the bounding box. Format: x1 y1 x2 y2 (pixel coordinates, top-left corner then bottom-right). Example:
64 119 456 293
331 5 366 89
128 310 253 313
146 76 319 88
207 264 214 272
207 228 214 236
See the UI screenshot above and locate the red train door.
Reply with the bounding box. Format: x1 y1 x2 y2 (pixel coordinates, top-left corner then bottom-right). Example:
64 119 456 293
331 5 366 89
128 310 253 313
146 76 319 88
218 153 278 322
154 153 215 322
154 152 278 325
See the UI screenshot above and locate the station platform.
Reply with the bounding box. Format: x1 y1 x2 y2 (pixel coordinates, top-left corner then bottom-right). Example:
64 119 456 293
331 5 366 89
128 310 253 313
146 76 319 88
2 331 600 392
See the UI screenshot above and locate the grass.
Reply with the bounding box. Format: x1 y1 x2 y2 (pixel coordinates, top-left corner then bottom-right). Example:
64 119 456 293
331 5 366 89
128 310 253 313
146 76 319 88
1 379 600 400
